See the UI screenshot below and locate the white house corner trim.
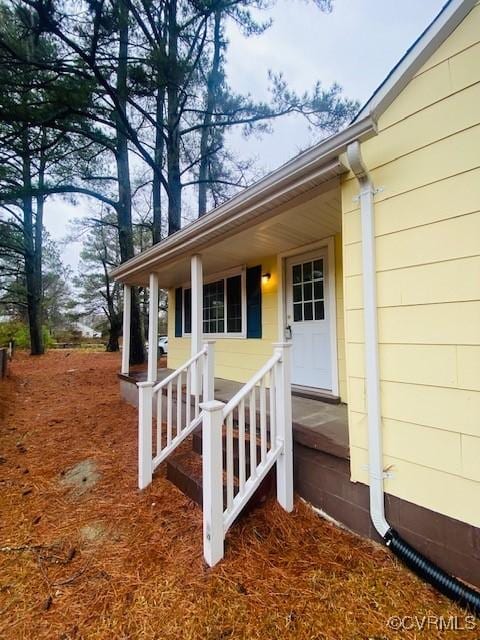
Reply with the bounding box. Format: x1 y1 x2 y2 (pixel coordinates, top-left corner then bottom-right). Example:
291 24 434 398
327 236 339 398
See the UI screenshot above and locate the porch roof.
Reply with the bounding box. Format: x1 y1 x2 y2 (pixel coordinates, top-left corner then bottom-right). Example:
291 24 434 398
111 116 375 287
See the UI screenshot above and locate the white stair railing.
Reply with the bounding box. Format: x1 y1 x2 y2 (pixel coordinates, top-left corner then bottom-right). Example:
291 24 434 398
137 340 215 489
201 342 293 566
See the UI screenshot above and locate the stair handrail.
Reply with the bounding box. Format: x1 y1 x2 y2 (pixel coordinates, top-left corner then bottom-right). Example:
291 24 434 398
138 341 215 490
221 351 282 418
152 346 207 394
201 342 293 567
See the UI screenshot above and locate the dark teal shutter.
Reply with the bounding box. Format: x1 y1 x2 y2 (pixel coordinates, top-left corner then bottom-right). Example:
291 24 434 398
246 265 262 338
175 287 183 337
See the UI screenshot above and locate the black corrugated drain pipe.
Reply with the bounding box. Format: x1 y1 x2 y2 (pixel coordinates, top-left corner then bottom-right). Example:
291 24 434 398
384 528 480 617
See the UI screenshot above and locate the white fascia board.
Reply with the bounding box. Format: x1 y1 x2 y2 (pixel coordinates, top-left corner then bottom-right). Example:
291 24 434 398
111 116 376 283
354 0 477 123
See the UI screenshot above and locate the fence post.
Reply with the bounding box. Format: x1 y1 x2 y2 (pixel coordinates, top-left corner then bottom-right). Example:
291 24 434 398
137 381 154 490
203 340 215 402
273 342 293 512
200 399 225 567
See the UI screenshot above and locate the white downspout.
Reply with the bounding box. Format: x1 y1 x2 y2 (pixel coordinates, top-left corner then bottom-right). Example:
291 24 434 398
346 141 389 538
345 143 480 614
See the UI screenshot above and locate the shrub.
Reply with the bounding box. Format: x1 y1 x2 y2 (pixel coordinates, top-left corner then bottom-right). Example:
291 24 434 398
0 321 54 349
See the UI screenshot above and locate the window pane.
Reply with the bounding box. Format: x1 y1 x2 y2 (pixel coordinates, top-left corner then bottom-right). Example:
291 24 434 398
315 301 325 320
292 264 302 284
302 262 312 282
313 259 323 279
203 280 225 333
304 302 313 321
303 282 312 301
226 275 242 333
293 303 302 322
184 288 192 333
293 284 302 303
314 281 324 300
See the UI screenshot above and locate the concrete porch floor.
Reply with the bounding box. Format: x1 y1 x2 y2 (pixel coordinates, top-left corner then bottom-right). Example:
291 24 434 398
121 366 349 461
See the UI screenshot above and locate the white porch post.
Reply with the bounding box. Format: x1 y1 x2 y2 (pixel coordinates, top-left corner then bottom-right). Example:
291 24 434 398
147 273 159 383
201 399 225 566
121 284 131 375
191 254 203 394
138 381 153 489
203 340 215 402
273 342 294 512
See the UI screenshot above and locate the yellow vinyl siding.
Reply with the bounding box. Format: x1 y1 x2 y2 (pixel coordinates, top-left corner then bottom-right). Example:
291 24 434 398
342 4 480 527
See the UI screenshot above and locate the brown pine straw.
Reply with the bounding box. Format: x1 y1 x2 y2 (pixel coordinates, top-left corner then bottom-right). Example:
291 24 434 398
0 351 477 640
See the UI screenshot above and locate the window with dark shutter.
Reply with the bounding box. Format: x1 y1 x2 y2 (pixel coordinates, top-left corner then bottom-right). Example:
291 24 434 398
246 265 262 339
180 267 262 338
174 287 183 337
226 275 242 333
184 288 192 334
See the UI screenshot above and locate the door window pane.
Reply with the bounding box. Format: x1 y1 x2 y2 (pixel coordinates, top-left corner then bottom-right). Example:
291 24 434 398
293 284 302 303
302 262 312 282
314 281 323 300
293 303 303 322
293 264 302 283
303 282 312 301
314 301 325 320
304 302 313 321
313 259 323 279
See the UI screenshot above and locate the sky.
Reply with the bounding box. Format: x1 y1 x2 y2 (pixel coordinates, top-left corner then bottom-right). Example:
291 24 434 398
44 0 446 272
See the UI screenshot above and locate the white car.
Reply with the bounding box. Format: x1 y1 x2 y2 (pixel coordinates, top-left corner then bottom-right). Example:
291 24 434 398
158 336 168 355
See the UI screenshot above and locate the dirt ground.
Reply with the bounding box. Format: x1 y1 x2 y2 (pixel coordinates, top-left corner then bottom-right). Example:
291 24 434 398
0 351 477 640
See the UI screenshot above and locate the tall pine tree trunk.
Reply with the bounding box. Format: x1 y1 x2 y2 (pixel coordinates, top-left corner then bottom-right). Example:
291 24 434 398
152 85 165 244
166 0 181 235
198 10 222 217
22 139 43 355
116 0 145 364
34 155 45 349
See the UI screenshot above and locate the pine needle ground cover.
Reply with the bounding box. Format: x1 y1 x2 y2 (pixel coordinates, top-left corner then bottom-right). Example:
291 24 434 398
0 352 476 639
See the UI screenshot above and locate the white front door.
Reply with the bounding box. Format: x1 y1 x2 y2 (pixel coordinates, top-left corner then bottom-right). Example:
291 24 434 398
285 249 332 390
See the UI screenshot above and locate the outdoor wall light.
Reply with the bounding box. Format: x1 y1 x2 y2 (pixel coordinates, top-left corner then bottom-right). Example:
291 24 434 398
262 272 271 284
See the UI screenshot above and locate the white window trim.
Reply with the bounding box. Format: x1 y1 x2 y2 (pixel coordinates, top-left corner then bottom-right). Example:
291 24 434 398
182 265 247 339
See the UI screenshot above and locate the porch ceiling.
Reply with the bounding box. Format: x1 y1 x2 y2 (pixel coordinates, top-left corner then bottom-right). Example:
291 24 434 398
125 174 342 288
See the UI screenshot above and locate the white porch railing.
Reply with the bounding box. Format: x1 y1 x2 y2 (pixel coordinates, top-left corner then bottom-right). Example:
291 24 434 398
201 342 293 566
137 340 293 568
137 340 215 489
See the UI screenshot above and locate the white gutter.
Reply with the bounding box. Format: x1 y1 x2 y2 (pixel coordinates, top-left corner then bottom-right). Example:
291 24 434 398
346 141 389 538
112 116 376 282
